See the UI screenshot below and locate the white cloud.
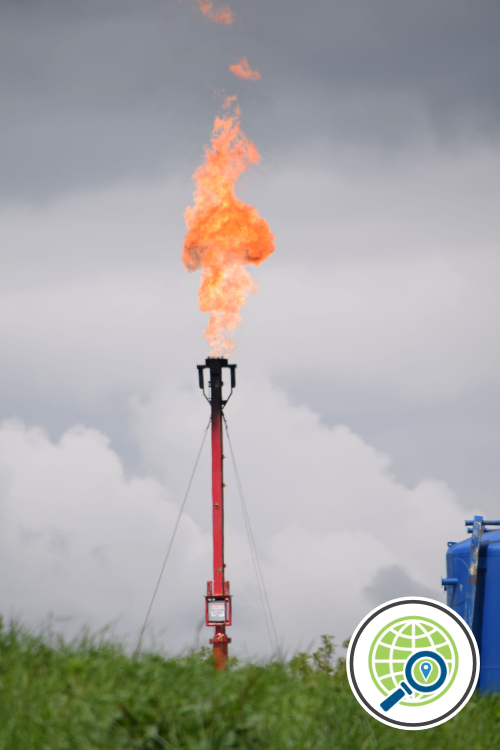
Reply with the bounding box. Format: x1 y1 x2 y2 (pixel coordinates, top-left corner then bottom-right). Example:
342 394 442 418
0 147 495 657
0 418 210 652
131 377 471 653
0 379 473 657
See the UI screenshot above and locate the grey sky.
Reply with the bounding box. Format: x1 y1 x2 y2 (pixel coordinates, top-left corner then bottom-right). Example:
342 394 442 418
1 0 499 199
0 0 499 654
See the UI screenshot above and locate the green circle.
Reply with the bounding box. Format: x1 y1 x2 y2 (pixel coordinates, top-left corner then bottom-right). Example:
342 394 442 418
368 616 459 707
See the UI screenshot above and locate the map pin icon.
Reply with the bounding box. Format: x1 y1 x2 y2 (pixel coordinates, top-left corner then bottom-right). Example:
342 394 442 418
420 661 432 681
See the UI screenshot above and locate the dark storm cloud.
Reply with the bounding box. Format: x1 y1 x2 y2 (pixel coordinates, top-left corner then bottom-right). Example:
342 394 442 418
0 0 499 200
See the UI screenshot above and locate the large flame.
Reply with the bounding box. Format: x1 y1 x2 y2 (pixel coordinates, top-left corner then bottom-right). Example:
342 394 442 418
196 0 235 24
182 97 275 356
230 58 261 81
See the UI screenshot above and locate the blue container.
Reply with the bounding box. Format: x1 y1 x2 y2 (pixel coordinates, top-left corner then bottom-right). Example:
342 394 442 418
445 529 500 692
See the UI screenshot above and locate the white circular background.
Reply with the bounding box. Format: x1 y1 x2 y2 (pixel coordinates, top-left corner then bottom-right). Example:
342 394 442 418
346 597 479 730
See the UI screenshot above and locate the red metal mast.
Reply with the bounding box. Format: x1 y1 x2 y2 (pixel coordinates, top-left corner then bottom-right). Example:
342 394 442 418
197 357 236 669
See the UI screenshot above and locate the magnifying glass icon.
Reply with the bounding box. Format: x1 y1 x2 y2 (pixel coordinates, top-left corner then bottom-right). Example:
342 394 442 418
380 650 447 712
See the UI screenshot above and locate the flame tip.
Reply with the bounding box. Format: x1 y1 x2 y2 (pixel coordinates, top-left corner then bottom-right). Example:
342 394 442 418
229 58 261 81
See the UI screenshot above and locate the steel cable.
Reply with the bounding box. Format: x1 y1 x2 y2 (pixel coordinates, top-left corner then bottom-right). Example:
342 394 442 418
134 418 211 656
223 415 280 657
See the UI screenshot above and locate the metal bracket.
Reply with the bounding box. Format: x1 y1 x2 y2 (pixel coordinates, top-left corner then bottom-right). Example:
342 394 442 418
197 360 236 409
464 515 484 629
197 365 211 405
223 365 237 407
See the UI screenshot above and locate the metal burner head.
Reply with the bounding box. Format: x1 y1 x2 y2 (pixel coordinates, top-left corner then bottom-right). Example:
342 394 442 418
197 359 236 404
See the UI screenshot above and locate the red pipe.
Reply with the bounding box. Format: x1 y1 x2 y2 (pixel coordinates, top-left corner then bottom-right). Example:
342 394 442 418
199 358 233 668
211 373 224 598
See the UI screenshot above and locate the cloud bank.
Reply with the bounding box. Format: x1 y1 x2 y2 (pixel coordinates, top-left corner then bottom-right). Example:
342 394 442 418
0 376 469 656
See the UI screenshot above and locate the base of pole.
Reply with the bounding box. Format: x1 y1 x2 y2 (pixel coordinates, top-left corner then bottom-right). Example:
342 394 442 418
210 627 231 670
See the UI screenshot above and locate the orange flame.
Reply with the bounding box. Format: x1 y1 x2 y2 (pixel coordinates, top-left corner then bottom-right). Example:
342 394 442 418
196 0 235 24
182 97 275 356
230 58 261 81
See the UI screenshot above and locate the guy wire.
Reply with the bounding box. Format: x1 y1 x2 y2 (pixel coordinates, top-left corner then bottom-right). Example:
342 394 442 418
134 418 211 656
223 414 280 657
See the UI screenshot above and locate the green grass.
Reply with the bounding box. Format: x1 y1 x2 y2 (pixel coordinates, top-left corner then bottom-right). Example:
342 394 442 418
0 624 499 749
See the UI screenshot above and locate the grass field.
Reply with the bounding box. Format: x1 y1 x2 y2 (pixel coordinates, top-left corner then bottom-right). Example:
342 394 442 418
0 624 498 749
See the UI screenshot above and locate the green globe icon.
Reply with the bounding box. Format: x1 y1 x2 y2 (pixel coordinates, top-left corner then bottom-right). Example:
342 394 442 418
369 616 459 706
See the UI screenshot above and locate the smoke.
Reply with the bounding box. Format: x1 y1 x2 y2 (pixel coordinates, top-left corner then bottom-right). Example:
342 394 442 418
229 58 261 81
182 96 275 356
